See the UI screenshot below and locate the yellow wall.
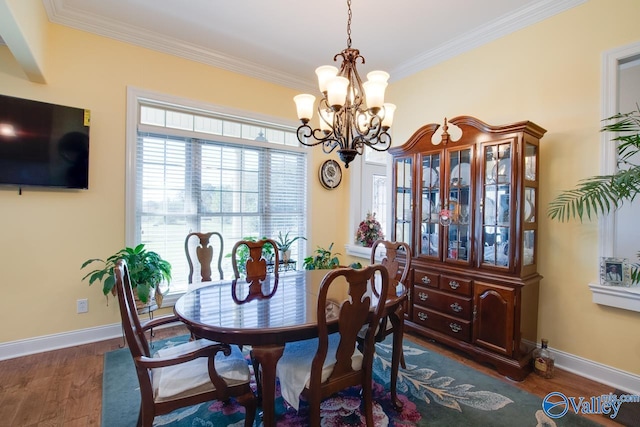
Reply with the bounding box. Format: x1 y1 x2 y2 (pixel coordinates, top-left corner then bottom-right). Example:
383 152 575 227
0 19 349 341
389 0 640 374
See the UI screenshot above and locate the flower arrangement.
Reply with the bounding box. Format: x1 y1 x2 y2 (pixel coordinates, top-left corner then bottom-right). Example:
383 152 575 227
355 212 385 247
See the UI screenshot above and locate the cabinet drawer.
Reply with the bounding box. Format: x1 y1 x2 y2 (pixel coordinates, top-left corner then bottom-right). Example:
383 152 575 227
439 274 472 296
413 286 472 320
413 307 472 342
414 269 438 288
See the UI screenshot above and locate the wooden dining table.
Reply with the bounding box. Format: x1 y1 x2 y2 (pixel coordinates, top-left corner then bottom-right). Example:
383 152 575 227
174 269 407 427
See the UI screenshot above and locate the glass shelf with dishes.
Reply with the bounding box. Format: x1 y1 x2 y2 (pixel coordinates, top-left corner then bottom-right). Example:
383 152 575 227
444 148 472 263
394 156 413 245
419 153 441 257
481 143 512 268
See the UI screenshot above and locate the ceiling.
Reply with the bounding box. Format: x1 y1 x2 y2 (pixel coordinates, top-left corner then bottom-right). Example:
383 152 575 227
15 0 584 91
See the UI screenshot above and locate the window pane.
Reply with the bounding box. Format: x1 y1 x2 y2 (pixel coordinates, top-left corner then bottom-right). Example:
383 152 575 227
135 110 306 294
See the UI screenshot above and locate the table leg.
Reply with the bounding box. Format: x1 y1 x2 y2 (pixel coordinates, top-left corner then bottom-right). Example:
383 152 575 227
389 306 404 410
250 344 285 427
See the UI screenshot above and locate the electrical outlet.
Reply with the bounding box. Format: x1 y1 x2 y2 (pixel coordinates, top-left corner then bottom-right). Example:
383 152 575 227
77 298 88 313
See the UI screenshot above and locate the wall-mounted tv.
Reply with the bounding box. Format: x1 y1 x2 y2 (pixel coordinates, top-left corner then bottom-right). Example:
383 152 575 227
0 94 90 189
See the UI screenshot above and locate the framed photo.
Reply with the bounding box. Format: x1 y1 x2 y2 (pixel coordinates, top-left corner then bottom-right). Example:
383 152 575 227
600 257 630 286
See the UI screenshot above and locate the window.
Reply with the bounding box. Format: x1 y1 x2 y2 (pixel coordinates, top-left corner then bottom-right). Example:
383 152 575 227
589 41 640 312
126 89 307 296
346 147 390 258
600 43 640 262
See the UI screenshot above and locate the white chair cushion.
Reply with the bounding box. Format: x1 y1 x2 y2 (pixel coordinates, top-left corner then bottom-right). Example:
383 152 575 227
151 339 249 402
276 333 363 411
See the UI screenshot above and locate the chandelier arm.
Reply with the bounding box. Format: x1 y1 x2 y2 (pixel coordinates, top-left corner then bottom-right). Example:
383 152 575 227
364 131 392 151
296 123 344 155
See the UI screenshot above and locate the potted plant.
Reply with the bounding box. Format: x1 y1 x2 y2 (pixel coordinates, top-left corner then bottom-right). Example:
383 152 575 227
275 231 307 263
548 105 640 283
303 243 362 270
81 243 172 307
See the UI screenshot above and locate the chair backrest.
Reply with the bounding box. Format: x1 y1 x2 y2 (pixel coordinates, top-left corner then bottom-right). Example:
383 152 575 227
185 231 224 283
370 240 411 298
309 265 389 395
114 258 157 405
231 238 279 302
114 259 151 358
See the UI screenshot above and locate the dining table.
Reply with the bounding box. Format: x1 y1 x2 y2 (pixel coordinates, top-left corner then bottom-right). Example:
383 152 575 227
174 269 407 427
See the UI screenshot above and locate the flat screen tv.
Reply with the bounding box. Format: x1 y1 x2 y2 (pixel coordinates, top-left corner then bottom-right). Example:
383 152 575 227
0 94 90 189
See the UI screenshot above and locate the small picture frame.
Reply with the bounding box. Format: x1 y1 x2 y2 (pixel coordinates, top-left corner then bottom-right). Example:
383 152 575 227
600 257 630 286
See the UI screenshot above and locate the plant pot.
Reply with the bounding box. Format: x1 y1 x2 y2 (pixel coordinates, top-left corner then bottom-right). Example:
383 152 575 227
134 287 162 313
280 249 291 263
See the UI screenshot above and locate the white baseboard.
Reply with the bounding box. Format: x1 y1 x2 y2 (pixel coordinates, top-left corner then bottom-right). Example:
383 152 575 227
0 316 177 361
2 324 639 395
0 323 123 361
550 344 640 395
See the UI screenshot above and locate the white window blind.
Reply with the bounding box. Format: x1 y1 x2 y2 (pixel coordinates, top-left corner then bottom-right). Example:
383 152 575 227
134 103 307 294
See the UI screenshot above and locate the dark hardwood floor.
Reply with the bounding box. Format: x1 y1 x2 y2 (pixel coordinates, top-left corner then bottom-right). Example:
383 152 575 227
0 324 625 426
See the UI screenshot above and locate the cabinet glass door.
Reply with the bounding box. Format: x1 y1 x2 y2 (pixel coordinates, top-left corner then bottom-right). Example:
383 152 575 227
482 143 511 268
523 142 538 266
420 153 440 257
445 148 472 263
394 157 413 247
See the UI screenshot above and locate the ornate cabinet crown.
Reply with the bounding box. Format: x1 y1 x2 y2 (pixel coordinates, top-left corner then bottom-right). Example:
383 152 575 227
390 115 546 380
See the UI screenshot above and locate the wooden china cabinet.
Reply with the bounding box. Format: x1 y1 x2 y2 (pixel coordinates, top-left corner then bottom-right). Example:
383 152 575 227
390 115 546 380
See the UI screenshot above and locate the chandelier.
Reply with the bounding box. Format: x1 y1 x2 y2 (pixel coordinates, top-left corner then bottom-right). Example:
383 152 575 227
293 0 395 168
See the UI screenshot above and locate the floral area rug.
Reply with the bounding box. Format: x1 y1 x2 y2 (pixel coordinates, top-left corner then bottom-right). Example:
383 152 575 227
102 335 599 426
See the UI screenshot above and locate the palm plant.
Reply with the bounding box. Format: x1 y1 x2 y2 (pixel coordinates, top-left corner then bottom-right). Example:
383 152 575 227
548 105 640 283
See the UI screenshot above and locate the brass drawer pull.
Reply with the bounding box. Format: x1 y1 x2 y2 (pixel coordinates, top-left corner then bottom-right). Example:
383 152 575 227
448 280 460 290
421 276 431 284
449 322 462 333
419 292 428 301
450 302 462 313
418 312 428 321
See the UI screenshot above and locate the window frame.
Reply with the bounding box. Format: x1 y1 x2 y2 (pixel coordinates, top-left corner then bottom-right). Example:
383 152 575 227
125 87 307 304
346 149 391 258
589 40 640 312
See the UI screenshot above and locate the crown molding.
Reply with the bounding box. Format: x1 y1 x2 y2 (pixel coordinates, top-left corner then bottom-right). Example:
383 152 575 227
42 0 585 89
391 0 587 81
41 0 316 92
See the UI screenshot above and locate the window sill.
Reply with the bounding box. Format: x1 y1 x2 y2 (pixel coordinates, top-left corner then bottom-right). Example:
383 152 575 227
345 244 372 259
588 282 640 312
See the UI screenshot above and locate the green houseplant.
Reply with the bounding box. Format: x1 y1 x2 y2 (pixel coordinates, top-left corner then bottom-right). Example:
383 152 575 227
303 243 341 270
548 106 640 283
81 244 172 305
275 231 307 262
303 243 362 270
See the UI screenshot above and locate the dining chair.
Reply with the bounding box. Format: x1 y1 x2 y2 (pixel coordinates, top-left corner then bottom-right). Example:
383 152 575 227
113 259 256 427
185 231 224 284
230 238 280 400
275 265 390 426
361 239 412 369
230 238 279 303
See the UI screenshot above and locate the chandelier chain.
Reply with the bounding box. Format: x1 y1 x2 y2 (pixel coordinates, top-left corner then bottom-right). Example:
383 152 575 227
346 0 352 48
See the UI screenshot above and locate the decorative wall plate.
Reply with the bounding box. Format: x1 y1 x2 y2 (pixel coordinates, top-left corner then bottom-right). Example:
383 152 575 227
319 159 342 189
450 162 471 186
422 166 439 188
